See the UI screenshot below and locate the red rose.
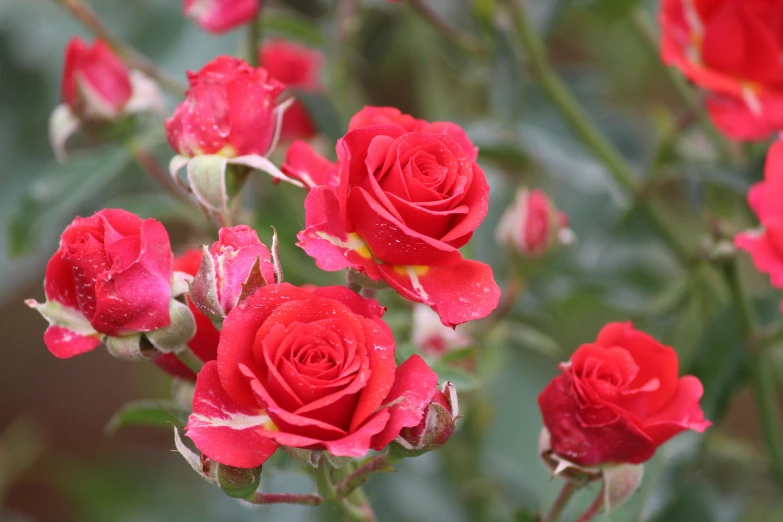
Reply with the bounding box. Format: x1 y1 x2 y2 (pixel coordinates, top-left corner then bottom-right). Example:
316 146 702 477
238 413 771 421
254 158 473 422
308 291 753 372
165 56 284 159
183 0 260 34
185 283 439 468
154 249 221 381
735 139 783 289
287 106 501 327
61 37 132 120
28 209 174 358
259 39 323 141
538 322 710 466
495 188 570 256
661 0 783 140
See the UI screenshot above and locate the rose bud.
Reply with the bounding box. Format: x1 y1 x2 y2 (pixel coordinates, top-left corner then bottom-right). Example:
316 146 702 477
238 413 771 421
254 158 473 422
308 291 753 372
184 284 439 468
290 106 500 327
259 39 323 142
190 225 277 328
154 249 221 381
393 382 458 456
26 209 195 360
50 37 163 161
412 304 471 357
183 0 260 34
538 322 710 468
166 56 303 222
496 188 572 257
216 463 262 499
735 139 783 290
661 0 783 140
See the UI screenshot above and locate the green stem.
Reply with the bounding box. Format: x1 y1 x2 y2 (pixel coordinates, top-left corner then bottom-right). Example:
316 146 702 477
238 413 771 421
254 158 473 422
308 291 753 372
247 7 264 67
409 0 486 55
174 347 204 375
542 481 578 522
722 260 783 490
575 486 604 522
627 8 739 166
315 459 375 522
506 0 690 265
56 0 186 96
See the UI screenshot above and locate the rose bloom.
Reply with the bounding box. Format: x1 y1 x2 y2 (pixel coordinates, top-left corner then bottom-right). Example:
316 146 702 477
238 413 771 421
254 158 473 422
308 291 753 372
154 249 220 381
538 322 710 466
183 0 260 34
735 139 783 289
661 0 783 140
31 209 173 358
185 283 439 468
287 106 500 327
165 56 284 159
259 39 323 141
61 37 132 120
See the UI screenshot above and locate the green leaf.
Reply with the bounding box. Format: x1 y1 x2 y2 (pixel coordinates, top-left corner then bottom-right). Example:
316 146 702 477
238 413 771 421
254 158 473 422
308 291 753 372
105 400 189 434
512 508 539 522
8 147 131 255
294 90 345 143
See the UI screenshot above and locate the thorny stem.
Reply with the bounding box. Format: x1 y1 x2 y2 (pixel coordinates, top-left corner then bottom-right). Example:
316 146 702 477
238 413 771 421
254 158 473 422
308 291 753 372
125 139 190 205
542 481 578 522
506 0 691 265
55 0 186 96
246 492 323 506
409 0 486 55
337 454 395 498
575 486 605 522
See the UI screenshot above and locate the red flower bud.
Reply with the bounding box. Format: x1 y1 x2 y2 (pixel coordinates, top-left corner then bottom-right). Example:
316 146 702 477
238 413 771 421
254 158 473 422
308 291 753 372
259 39 323 142
411 304 471 357
26 209 195 360
190 225 276 326
166 56 285 159
495 188 571 256
183 0 260 34
61 37 132 120
395 382 458 455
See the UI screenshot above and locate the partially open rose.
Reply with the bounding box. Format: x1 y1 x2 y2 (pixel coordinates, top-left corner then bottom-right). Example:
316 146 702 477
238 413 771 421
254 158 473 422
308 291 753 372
185 283 439 468
288 106 500 327
538 322 710 466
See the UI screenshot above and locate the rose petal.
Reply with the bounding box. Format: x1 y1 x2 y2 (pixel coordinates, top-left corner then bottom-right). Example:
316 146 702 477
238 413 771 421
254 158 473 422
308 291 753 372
371 354 438 450
43 325 101 359
378 259 501 327
186 362 278 468
282 141 338 189
643 376 711 445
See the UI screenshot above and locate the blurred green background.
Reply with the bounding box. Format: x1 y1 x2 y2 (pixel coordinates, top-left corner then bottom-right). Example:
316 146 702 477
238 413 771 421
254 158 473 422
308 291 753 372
1 0 782 521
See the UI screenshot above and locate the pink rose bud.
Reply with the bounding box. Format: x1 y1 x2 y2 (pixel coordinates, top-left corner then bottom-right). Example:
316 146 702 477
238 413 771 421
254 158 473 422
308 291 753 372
259 39 323 141
26 209 195 360
61 38 132 120
411 304 471 357
190 225 277 327
495 188 572 256
165 57 302 220
183 0 260 34
166 56 285 160
394 382 458 456
50 37 163 161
